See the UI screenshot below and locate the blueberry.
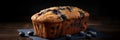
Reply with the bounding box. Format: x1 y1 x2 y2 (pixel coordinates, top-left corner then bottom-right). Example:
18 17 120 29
78 11 84 19
60 15 67 20
19 31 25 37
66 34 72 37
66 7 72 12
38 13 42 16
87 31 97 37
38 10 52 16
52 10 61 15
85 34 92 39
79 31 86 36
65 34 72 40
46 10 52 12
28 31 34 36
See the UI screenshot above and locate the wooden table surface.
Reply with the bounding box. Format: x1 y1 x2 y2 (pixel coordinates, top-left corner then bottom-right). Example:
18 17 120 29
0 17 120 40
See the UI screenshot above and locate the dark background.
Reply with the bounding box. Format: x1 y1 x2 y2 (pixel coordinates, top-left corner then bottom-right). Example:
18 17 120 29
0 0 119 22
0 0 120 39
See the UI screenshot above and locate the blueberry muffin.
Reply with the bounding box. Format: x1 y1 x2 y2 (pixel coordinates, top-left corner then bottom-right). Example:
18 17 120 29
31 6 89 39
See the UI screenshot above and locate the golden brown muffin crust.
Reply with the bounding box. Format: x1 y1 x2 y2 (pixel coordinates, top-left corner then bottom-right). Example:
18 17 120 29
31 6 88 22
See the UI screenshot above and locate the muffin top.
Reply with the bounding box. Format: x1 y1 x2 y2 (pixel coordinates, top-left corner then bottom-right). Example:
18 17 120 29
31 6 88 22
